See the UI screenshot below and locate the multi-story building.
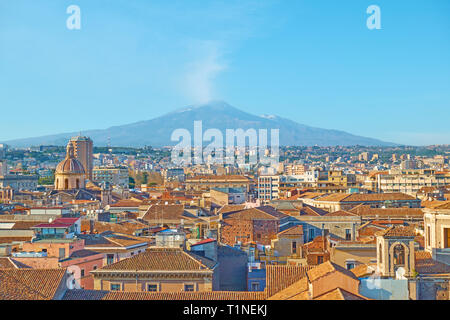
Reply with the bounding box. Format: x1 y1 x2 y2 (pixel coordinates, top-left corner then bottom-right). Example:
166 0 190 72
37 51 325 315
365 169 450 195
162 168 185 182
93 166 129 188
70 135 94 181
185 175 252 192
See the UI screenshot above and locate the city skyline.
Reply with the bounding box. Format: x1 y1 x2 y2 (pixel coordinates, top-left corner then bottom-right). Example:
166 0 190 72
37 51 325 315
1 0 449 145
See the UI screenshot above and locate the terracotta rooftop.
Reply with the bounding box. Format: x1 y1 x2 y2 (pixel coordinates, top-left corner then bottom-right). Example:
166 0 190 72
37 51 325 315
350 264 376 278
142 204 198 222
222 206 288 221
96 247 215 272
265 265 313 297
324 210 357 217
216 204 246 214
415 251 450 274
375 225 416 237
110 199 143 207
306 261 359 282
0 257 31 269
313 288 368 300
63 290 266 300
267 277 309 300
350 205 424 217
278 225 304 236
0 269 66 300
316 192 416 203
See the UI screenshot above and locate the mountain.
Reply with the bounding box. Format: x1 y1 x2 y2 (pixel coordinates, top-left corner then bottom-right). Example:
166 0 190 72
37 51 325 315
4 101 396 147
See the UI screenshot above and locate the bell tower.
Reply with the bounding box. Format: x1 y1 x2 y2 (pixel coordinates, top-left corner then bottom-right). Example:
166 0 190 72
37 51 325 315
376 225 416 278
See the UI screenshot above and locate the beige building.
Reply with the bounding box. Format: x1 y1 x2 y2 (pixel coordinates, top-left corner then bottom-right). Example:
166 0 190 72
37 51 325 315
93 166 129 188
91 247 218 292
365 169 450 195
271 225 304 259
185 175 252 192
424 205 450 265
70 135 94 181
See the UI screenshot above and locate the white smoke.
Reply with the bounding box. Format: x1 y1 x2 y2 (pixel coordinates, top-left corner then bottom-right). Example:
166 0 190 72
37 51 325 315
182 41 227 104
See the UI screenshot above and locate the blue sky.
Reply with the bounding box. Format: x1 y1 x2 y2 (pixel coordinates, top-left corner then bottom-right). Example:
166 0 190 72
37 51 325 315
1 0 449 145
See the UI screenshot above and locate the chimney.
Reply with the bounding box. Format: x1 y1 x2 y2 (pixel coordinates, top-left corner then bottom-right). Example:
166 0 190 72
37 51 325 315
89 219 94 234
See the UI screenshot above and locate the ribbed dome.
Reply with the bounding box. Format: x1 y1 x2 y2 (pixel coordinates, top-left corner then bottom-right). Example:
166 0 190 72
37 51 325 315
55 143 85 174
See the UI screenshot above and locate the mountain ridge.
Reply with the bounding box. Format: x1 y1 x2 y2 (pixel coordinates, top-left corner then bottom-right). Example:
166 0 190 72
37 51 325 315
3 101 396 147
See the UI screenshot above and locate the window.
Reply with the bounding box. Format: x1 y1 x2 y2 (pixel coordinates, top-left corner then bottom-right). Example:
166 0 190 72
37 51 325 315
81 269 85 277
346 262 355 270
444 228 450 248
93 265 97 270
309 229 315 241
107 254 114 265
345 229 351 241
110 284 121 291
317 256 323 264
147 284 158 292
184 284 194 292
251 282 260 291
427 226 431 247
292 241 297 254
59 248 66 259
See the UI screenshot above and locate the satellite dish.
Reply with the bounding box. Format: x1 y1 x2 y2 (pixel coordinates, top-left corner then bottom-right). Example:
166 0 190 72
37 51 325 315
48 218 53 223
395 267 406 280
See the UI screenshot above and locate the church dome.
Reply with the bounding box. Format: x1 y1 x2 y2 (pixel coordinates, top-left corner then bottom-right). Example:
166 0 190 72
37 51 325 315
56 143 85 174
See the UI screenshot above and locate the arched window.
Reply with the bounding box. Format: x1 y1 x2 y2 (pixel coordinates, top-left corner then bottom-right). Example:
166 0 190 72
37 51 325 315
76 179 80 189
64 179 69 190
393 244 405 266
56 179 59 189
379 243 382 263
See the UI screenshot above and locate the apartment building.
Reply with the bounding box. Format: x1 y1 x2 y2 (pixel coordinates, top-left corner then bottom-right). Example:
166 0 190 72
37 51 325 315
93 166 129 188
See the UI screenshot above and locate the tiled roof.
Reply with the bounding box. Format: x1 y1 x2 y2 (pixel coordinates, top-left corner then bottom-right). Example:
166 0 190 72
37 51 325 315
350 264 376 278
223 206 288 221
350 205 424 217
267 277 309 300
142 204 198 222
0 257 31 269
63 290 266 300
110 199 143 207
103 291 265 300
81 220 148 235
265 265 313 297
307 261 358 282
0 236 33 244
298 205 328 216
324 210 357 217
278 225 303 236
375 225 416 237
0 269 66 300
313 288 368 300
421 200 450 209
317 193 416 203
216 204 247 214
62 289 109 300
96 248 215 272
415 251 450 274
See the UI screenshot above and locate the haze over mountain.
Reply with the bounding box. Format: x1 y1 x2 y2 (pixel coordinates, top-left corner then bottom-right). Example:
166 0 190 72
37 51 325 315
4 101 396 147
